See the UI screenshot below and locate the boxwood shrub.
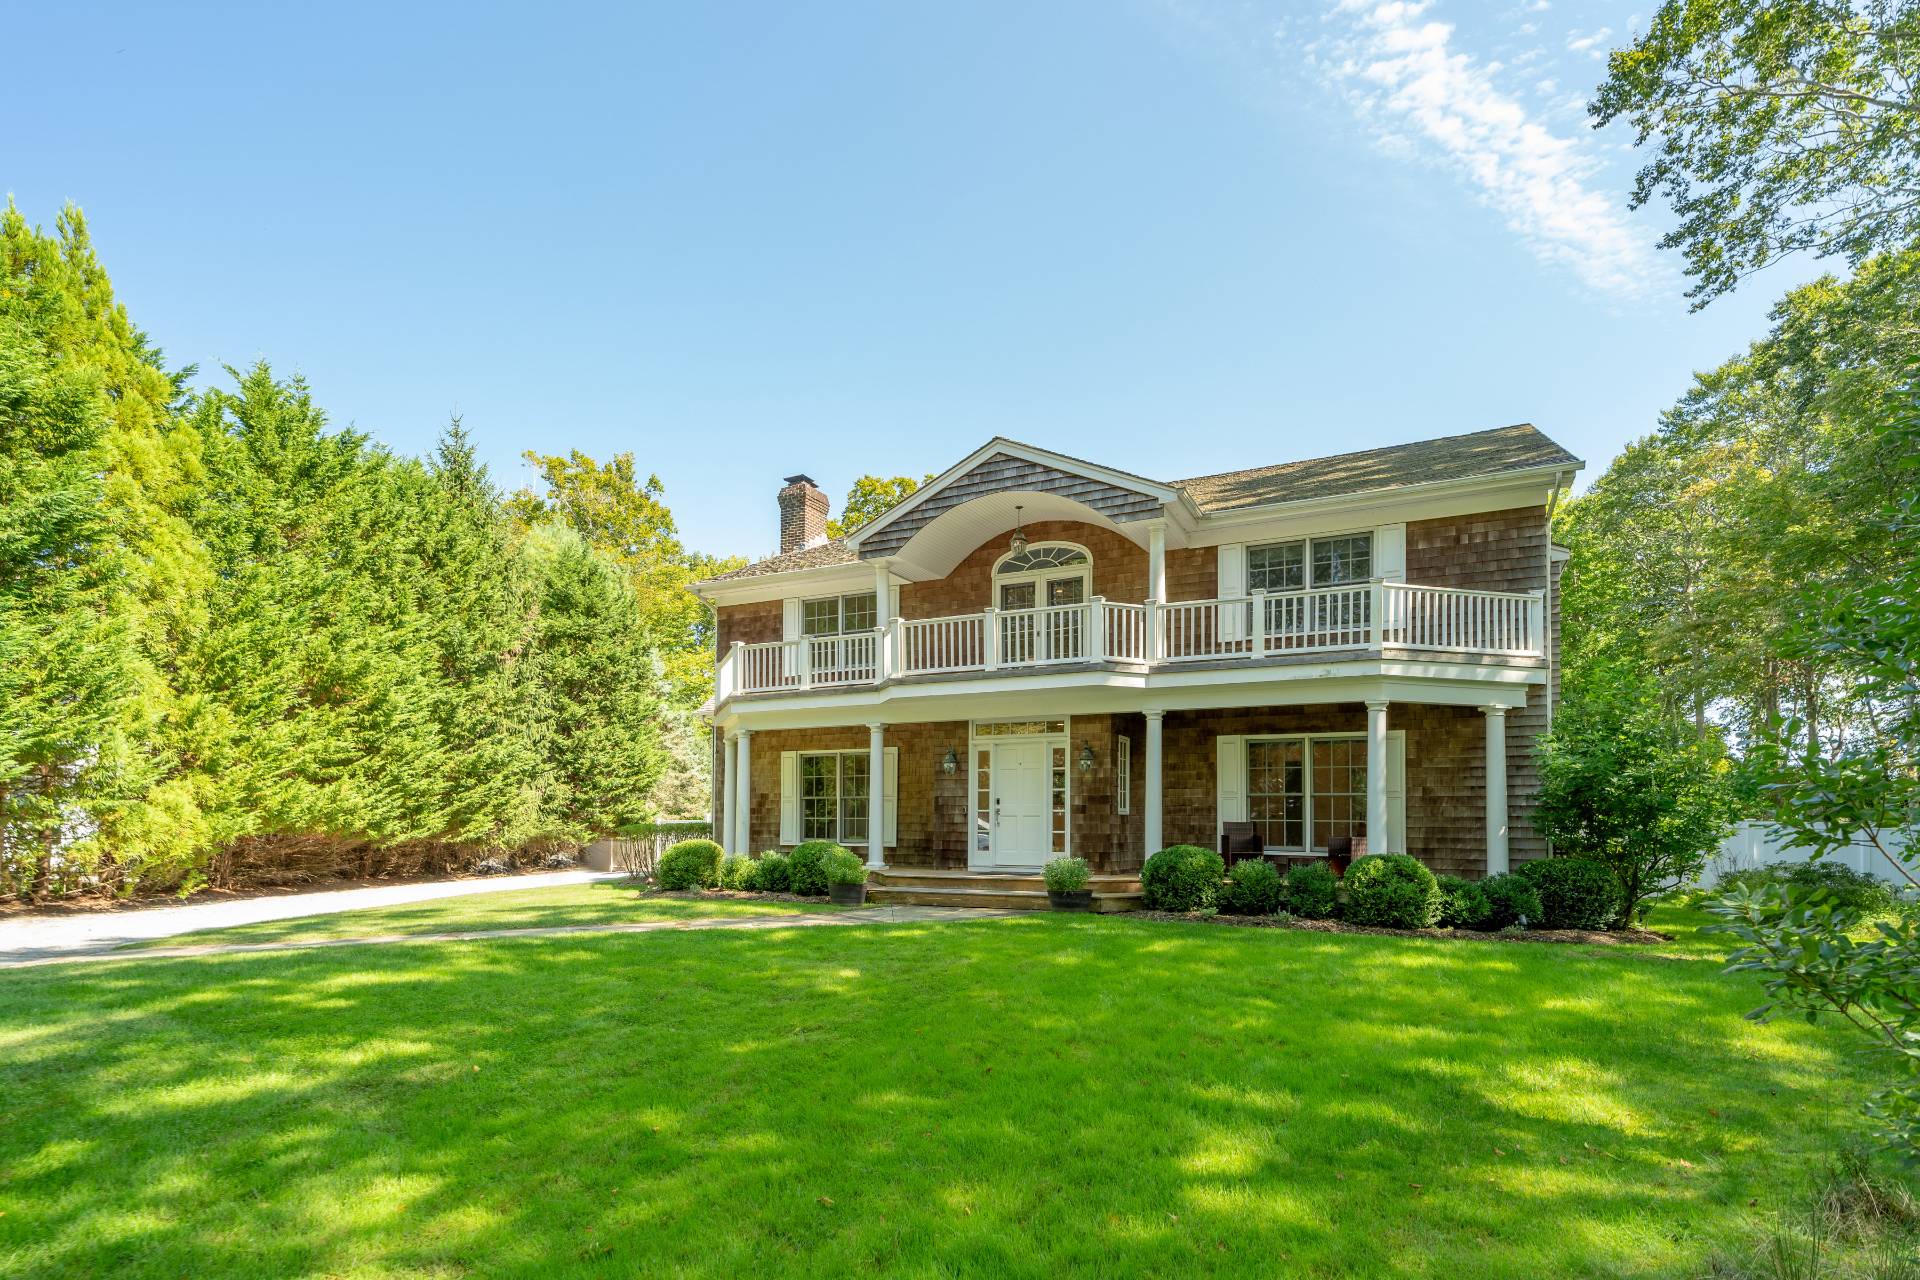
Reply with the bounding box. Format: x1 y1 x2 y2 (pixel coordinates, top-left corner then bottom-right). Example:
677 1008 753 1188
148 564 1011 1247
1343 853 1441 928
1284 862 1339 919
717 852 753 891
749 851 791 893
1480 872 1542 929
657 839 723 890
1221 859 1284 915
786 840 844 896
822 847 868 886
1435 874 1492 929
1516 857 1621 930
1140 844 1225 913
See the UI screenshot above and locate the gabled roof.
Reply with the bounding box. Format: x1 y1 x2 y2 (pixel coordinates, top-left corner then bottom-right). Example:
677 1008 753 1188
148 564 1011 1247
1175 424 1577 514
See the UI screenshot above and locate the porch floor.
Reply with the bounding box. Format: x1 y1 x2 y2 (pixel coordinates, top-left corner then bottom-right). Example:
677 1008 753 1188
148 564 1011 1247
869 868 1143 913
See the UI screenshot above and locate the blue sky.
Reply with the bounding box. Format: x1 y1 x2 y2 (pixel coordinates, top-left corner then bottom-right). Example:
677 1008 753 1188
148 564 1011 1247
11 1 1811 559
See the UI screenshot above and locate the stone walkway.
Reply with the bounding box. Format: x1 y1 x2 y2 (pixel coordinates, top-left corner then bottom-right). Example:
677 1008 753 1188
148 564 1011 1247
0 868 629 966
0 904 1016 970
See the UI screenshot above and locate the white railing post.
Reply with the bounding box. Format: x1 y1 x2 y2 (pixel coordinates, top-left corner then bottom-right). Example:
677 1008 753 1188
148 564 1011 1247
797 637 812 690
888 618 903 680
1370 580 1385 650
1089 597 1106 663
1250 589 1267 659
1528 590 1546 657
983 607 999 672
1146 600 1161 665
721 642 740 700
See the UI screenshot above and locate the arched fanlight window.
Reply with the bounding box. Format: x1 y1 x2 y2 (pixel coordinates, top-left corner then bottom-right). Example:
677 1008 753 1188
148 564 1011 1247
996 544 1089 574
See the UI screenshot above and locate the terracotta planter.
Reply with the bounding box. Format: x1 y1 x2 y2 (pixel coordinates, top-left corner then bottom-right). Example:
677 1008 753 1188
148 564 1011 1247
828 882 868 905
1048 889 1093 911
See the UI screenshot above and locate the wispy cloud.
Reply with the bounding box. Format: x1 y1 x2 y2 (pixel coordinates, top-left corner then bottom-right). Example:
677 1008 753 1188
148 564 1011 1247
1566 26 1612 57
1312 0 1652 298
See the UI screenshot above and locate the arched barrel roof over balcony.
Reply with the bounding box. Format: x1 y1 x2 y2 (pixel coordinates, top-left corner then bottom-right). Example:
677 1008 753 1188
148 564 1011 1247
847 439 1190 581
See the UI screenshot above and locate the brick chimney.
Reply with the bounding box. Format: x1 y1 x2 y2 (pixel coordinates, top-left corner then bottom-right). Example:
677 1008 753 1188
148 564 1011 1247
777 474 830 554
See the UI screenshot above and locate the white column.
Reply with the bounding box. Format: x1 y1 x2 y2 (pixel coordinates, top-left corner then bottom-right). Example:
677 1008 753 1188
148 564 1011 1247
1482 706 1509 874
1365 700 1389 853
733 729 753 855
873 561 893 680
716 730 732 852
1147 526 1167 664
1148 525 1167 603
866 722 886 869
1143 709 1164 855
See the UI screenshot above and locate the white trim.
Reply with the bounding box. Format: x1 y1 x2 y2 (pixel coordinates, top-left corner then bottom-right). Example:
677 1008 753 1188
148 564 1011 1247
778 750 799 846
1185 464 1579 535
1116 734 1132 816
846 437 1180 552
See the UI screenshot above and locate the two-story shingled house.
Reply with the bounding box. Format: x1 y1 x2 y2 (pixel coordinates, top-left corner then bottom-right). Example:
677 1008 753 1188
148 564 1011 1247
694 426 1581 909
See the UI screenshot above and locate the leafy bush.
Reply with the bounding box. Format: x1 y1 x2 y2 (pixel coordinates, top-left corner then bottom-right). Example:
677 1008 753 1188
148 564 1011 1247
750 851 791 893
717 853 753 891
1436 874 1492 929
786 841 843 896
822 847 867 887
1140 845 1225 913
1284 862 1339 919
1343 854 1442 928
1043 856 1090 892
1221 859 1284 915
657 839 723 890
1719 862 1899 915
1516 857 1622 930
1480 873 1542 930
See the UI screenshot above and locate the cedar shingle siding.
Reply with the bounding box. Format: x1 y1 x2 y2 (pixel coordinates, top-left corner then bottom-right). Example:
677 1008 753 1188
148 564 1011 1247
856 454 1162 559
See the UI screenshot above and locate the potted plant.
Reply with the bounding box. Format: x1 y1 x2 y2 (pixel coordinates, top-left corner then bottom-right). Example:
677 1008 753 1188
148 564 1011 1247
1043 856 1092 911
822 847 869 905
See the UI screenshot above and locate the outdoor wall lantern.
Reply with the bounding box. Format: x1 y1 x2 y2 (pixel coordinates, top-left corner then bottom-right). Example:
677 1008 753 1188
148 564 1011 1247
1077 744 1095 773
941 748 959 776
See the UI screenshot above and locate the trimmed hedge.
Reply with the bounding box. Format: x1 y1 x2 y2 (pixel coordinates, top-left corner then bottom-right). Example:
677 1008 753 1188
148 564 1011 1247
1284 862 1339 919
786 841 844 896
1141 845 1225 913
1516 857 1621 930
748 851 791 893
1480 873 1541 929
1343 853 1441 928
657 839 723 890
1221 859 1284 915
1435 874 1492 929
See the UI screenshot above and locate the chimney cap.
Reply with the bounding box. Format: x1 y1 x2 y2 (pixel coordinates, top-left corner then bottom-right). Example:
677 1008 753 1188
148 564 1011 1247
782 473 818 488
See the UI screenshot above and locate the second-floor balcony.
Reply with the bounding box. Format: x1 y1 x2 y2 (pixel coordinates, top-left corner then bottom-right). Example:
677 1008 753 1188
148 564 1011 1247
717 580 1546 701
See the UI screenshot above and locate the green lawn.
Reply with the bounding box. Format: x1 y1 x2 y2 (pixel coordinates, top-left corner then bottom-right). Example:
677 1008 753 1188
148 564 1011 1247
125 881 842 950
3 905 1912 1277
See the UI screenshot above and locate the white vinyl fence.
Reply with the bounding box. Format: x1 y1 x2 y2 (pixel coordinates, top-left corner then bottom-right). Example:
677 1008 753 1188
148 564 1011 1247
1701 820 1914 887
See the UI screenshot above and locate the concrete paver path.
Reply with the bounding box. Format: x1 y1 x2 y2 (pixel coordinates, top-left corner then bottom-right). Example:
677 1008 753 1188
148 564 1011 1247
0 869 628 966
0 903 1014 969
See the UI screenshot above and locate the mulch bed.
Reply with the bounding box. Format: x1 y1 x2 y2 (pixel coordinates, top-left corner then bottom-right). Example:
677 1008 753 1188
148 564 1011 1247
1134 910 1671 946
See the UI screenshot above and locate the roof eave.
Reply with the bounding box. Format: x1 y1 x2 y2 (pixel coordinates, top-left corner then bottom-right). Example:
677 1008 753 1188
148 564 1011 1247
1189 460 1583 524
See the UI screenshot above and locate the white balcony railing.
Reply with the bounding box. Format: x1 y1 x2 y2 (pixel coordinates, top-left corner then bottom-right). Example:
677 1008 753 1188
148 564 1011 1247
715 581 1545 699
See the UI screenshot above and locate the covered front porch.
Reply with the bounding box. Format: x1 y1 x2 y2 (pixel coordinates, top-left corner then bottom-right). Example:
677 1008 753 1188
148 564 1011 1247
713 680 1537 886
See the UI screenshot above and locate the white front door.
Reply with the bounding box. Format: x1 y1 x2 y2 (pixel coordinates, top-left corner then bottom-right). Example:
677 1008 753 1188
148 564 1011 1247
990 739 1050 867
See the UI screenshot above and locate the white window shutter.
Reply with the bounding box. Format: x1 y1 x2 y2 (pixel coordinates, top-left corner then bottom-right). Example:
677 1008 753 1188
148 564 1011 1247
781 599 802 641
1216 735 1247 843
1375 524 1407 582
883 747 899 846
1217 544 1247 640
778 751 799 846
1386 730 1407 854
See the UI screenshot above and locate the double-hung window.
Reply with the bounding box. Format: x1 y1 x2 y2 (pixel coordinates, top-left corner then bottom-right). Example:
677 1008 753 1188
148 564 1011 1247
799 751 871 843
802 591 878 637
1245 533 1374 641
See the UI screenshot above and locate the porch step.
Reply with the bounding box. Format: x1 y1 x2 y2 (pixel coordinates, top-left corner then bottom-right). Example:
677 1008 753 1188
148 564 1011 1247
868 869 1142 913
